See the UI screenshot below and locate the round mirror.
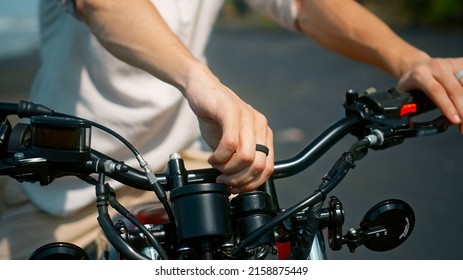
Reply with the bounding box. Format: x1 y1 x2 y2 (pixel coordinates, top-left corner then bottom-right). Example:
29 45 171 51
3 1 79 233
360 199 415 252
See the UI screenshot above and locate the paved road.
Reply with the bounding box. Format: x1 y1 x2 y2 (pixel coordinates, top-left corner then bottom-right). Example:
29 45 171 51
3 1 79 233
206 22 463 260
1 19 462 260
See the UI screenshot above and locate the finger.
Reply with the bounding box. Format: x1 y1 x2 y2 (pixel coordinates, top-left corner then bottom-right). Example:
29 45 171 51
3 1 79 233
229 172 267 194
207 104 240 165
218 149 268 191
219 147 269 190
225 129 274 193
428 82 461 125
399 69 461 125
215 109 267 174
436 69 463 125
225 156 272 193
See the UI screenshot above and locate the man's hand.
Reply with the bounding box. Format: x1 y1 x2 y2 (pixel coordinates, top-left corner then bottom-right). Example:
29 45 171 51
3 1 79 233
397 57 463 134
296 0 463 135
183 64 274 193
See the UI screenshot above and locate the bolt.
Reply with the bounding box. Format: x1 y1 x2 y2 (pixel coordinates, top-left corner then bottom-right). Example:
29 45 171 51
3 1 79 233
14 153 24 161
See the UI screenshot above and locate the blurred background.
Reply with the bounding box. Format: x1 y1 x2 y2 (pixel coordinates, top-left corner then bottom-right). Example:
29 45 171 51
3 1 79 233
1 0 462 259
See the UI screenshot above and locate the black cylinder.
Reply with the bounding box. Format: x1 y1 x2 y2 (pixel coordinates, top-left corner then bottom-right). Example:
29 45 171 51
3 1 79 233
230 191 276 245
170 183 232 242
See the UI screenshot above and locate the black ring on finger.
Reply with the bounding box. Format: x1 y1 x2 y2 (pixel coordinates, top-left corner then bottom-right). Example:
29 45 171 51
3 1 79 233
256 144 269 156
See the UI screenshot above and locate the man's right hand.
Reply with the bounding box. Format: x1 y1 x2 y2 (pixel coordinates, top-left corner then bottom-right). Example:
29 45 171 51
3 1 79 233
183 64 274 193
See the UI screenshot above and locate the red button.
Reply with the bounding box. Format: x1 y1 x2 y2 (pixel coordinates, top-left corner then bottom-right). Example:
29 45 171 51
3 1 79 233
400 103 417 116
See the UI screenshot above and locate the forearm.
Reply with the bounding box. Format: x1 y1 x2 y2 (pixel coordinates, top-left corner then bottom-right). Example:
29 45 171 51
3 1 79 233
296 0 430 78
74 0 204 92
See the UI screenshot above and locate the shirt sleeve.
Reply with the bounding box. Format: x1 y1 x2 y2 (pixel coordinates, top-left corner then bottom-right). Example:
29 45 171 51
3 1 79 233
244 0 299 31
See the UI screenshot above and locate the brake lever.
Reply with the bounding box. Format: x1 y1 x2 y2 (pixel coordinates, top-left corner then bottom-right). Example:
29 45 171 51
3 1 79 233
0 158 51 185
404 115 450 137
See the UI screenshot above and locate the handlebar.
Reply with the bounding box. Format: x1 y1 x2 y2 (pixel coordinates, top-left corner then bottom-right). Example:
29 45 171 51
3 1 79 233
0 87 451 260
0 87 449 188
89 87 452 184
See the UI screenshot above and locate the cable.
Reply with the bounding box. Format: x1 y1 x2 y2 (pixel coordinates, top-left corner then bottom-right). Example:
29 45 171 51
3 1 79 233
54 112 175 224
231 138 369 258
53 111 176 258
108 193 169 260
94 173 150 260
54 112 139 155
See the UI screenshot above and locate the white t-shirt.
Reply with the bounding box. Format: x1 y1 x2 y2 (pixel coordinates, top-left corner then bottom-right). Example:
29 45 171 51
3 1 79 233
23 0 298 216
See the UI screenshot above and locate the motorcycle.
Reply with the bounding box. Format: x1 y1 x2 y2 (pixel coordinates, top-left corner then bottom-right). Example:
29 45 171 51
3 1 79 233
0 87 450 260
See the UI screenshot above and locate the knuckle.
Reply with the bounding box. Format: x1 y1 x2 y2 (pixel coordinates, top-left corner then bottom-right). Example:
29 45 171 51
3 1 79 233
221 136 239 151
265 164 275 177
251 161 266 174
255 112 268 126
268 127 274 137
409 67 427 81
429 58 445 70
240 150 255 164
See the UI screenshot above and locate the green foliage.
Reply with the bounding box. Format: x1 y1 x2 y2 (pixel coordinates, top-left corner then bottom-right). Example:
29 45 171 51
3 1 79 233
225 0 463 28
410 0 463 24
360 0 463 27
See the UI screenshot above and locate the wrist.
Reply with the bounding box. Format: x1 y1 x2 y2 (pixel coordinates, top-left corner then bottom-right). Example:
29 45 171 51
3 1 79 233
180 62 218 98
393 49 431 79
